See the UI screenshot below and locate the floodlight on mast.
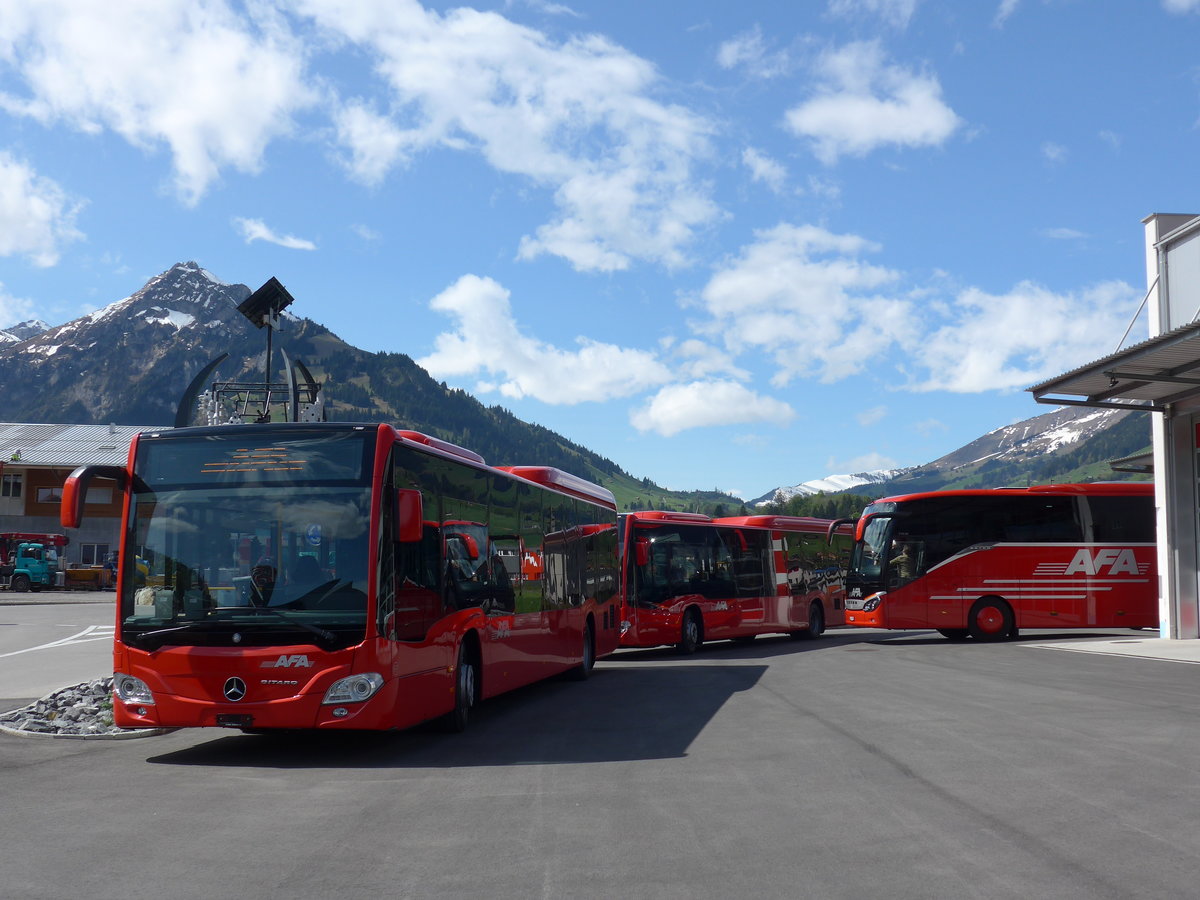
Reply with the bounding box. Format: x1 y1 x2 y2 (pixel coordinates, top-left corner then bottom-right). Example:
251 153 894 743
237 276 295 390
174 275 326 427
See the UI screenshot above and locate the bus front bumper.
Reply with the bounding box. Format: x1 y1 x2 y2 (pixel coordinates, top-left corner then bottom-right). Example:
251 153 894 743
845 592 885 628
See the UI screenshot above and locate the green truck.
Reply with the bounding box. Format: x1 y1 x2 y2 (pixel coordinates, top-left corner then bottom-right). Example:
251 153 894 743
0 533 67 592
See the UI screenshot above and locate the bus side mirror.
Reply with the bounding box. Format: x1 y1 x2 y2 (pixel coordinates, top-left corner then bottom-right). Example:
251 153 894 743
61 465 128 529
395 489 423 543
635 537 650 567
460 534 480 560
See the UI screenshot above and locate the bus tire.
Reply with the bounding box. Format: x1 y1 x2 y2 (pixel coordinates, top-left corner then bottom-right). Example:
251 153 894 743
677 609 703 655
801 601 825 640
569 620 596 681
937 629 969 641
968 598 1013 642
11 574 30 593
441 641 478 733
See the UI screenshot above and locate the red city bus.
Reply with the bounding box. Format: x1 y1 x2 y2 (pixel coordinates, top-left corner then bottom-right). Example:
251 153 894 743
617 511 852 653
61 423 619 732
840 482 1158 641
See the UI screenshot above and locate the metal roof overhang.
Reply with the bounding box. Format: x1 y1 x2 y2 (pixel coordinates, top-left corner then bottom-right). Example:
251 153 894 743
1028 320 1200 412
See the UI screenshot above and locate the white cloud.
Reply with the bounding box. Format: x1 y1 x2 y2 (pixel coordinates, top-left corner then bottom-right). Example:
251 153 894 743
784 40 962 164
1042 141 1068 164
696 222 908 385
1163 0 1200 12
0 2 718 270
856 405 887 426
827 0 919 29
417 274 673 403
693 221 1138 397
303 0 718 272
512 0 583 16
993 0 1020 26
233 217 318 250
717 26 790 78
672 339 750 381
0 152 83 266
0 1 317 204
910 280 1138 393
332 103 412 186
631 380 795 437
1040 227 1087 240
742 147 787 193
824 451 898 473
0 283 37 328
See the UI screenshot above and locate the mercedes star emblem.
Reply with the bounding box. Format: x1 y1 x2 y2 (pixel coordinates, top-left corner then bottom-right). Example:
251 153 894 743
223 677 247 702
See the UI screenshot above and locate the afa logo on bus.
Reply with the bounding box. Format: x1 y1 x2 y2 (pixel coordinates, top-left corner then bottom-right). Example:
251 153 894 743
260 654 315 669
1062 548 1146 576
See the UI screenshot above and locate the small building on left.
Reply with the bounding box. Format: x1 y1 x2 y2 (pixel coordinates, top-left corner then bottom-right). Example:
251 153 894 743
0 423 155 576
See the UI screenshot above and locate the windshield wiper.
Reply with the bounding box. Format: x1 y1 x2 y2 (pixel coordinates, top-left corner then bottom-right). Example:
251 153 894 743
133 624 197 648
215 605 339 649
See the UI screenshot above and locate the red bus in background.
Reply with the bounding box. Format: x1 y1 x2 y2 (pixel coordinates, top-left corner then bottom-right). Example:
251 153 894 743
62 423 619 733
840 482 1158 641
617 511 852 653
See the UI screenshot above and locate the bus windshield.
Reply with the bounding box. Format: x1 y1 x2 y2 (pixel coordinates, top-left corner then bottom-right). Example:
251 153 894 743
850 515 893 580
120 429 374 650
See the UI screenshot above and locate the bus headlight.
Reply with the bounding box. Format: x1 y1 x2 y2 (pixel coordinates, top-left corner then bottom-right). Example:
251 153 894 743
114 673 155 706
322 673 384 705
863 593 884 612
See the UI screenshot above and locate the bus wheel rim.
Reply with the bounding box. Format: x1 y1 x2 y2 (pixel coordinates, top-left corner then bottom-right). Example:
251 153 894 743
976 606 1005 634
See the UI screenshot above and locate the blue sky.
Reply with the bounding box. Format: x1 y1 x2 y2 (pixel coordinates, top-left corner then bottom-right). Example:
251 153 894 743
0 0 1196 499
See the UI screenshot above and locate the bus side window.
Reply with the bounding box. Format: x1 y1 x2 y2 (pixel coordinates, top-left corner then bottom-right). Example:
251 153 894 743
887 538 925 589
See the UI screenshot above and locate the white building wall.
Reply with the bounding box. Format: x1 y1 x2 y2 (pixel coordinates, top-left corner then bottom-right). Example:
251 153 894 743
1145 213 1200 638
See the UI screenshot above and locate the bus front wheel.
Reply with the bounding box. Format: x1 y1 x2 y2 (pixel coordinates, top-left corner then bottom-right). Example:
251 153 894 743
968 598 1013 642
441 642 478 733
677 609 703 655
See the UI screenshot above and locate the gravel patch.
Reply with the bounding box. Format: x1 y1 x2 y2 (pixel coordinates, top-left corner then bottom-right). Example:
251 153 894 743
0 677 168 740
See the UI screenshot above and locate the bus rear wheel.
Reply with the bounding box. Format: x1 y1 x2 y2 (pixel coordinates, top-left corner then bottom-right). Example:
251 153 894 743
968 598 1013 642
569 621 595 681
801 601 825 640
677 609 703 655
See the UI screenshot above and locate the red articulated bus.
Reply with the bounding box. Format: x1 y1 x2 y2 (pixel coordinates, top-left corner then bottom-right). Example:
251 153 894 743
61 423 619 732
840 482 1158 641
617 511 852 653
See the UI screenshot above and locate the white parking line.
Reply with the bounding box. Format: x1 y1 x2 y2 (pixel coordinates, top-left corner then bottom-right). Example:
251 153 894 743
0 625 114 658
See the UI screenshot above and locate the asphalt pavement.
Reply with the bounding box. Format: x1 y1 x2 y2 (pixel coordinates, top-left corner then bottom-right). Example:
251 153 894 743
5 626 1200 899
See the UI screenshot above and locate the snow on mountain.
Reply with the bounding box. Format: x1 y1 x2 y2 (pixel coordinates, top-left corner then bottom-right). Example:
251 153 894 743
750 405 1145 507
932 406 1129 472
751 469 906 507
0 319 51 343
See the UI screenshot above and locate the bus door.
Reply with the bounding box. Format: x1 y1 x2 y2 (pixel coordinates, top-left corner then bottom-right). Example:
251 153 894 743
875 516 928 628
726 528 769 629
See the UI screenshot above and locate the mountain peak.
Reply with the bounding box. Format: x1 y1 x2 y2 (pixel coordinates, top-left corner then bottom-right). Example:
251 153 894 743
0 319 50 344
752 405 1149 507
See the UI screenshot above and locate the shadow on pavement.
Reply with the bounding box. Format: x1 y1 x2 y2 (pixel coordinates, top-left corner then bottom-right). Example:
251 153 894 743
852 629 1153 648
608 626 884 662
145 662 767 769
